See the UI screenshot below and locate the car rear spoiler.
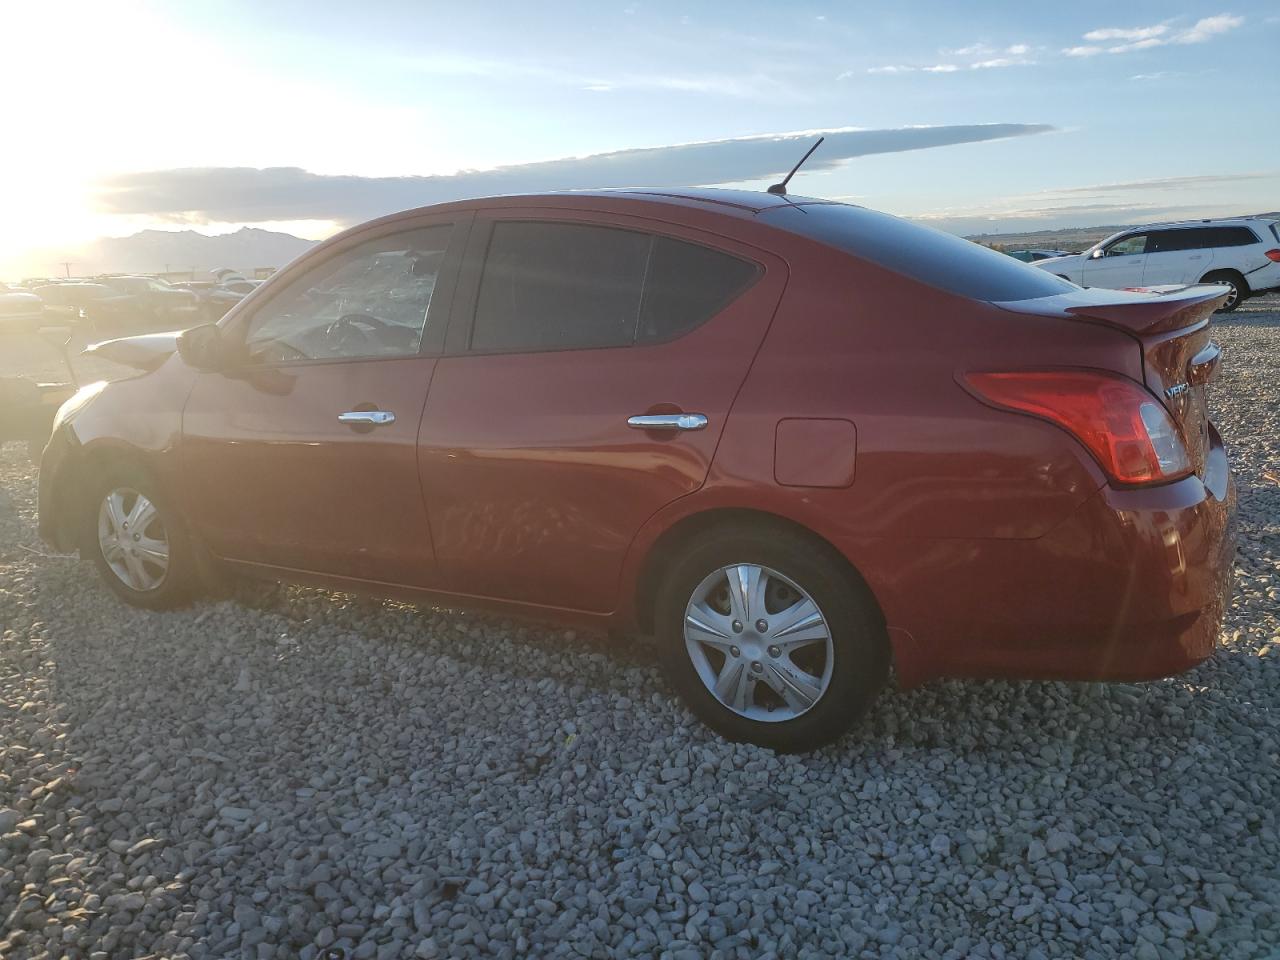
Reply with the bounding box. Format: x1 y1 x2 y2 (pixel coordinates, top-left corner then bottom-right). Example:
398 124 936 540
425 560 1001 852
83 330 182 372
996 283 1230 335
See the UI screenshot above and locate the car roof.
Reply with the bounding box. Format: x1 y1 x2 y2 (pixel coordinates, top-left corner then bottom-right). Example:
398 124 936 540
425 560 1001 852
1124 217 1271 231
380 187 840 223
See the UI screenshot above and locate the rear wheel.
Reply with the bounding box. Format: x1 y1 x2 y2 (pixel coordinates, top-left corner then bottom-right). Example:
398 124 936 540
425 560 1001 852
1201 270 1247 313
81 465 195 609
655 525 888 752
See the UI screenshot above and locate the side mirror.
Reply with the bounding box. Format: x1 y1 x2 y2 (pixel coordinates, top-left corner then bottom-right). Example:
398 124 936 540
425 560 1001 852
1090 248 1105 260
177 323 229 371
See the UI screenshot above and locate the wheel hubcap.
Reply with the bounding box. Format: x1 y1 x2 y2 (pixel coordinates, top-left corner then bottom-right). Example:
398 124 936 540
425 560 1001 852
683 563 834 723
98 487 169 592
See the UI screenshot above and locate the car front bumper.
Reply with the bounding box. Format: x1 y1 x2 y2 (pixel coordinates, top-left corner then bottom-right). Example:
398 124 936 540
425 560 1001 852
37 423 82 552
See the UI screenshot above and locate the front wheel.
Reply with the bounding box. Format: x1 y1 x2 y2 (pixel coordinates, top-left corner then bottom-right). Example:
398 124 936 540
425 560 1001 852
656 526 889 752
81 465 195 609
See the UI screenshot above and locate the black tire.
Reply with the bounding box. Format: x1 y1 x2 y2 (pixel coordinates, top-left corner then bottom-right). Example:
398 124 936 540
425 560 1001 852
655 524 889 753
1201 270 1247 313
80 463 195 609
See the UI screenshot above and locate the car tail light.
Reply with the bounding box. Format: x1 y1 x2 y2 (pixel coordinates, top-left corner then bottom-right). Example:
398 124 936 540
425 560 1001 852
1264 249 1280 263
964 370 1193 486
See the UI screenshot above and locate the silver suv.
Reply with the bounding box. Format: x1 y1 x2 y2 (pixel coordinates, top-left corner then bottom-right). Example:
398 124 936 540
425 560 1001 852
1033 217 1280 312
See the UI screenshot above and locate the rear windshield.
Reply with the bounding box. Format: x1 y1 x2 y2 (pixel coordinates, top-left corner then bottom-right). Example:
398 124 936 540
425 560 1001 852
763 203 1076 302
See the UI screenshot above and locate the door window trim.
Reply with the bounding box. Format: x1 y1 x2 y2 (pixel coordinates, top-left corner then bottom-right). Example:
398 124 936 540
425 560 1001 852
219 212 473 369
444 212 766 358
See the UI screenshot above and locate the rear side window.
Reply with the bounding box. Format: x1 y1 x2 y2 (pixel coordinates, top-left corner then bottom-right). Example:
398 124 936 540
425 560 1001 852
762 203 1074 302
1156 226 1260 250
638 237 759 342
471 221 758 352
1213 226 1260 247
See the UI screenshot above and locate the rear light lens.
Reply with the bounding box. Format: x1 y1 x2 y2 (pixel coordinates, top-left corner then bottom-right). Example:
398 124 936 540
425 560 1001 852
964 370 1193 486
1265 249 1280 263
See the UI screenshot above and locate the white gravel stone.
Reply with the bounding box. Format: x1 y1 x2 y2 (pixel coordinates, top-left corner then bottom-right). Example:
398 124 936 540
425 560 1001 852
0 298 1278 958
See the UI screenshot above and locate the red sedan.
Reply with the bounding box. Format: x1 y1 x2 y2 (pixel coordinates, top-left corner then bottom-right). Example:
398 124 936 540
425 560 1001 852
37 190 1237 751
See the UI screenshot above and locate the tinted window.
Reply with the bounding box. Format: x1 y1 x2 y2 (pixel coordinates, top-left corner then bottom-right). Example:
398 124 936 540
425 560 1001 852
638 237 759 343
761 203 1075 302
244 224 452 363
1148 230 1197 253
471 222 758 352
1213 226 1259 247
1149 226 1259 252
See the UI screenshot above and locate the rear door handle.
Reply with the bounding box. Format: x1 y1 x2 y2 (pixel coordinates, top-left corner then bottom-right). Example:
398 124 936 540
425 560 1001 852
627 413 708 431
338 410 396 426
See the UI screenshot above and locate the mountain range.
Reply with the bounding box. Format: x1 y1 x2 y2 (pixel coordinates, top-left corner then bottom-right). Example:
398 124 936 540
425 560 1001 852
9 227 318 281
10 210 1276 281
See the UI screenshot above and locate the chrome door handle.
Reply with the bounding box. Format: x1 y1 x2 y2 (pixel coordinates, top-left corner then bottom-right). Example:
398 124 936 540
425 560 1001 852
626 413 708 431
338 410 396 426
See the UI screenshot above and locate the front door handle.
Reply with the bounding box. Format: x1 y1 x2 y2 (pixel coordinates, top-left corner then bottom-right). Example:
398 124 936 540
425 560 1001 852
338 410 396 426
626 413 708 431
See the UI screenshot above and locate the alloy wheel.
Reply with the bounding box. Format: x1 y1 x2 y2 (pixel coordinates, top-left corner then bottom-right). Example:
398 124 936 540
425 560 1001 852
97 487 169 592
683 563 834 722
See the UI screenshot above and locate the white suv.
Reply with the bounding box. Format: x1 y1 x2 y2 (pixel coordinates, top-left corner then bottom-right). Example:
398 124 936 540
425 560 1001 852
1032 217 1280 312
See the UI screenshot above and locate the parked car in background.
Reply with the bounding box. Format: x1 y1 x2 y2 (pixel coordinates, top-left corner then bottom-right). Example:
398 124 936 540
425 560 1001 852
1006 248 1072 263
170 280 250 323
1033 217 1280 312
38 190 1236 751
211 268 262 295
31 282 128 331
0 281 45 332
94 276 200 330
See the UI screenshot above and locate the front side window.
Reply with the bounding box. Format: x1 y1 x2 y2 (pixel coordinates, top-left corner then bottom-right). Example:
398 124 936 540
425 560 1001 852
243 224 451 363
1105 234 1148 257
470 221 759 353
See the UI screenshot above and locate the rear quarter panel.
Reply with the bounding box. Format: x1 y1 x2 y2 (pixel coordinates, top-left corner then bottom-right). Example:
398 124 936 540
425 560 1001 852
618 232 1145 648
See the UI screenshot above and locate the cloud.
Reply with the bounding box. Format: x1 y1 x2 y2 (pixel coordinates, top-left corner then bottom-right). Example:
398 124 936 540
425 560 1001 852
94 123 1055 225
1064 13 1243 56
866 54 1031 75
1174 13 1244 43
972 57 1034 69
946 43 990 56
1047 172 1279 195
1083 25 1169 42
395 53 790 100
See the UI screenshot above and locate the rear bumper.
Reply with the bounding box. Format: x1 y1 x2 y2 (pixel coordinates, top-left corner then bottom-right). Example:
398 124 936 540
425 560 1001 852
856 432 1236 687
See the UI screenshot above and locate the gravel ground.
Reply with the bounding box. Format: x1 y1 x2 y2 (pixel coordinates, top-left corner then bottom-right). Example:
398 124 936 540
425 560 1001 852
2 297 1278 959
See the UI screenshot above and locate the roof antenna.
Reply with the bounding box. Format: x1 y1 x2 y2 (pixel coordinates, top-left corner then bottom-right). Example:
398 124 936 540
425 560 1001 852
767 136 824 196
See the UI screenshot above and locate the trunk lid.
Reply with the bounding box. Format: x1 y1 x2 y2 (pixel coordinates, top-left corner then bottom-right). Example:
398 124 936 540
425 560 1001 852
997 283 1228 478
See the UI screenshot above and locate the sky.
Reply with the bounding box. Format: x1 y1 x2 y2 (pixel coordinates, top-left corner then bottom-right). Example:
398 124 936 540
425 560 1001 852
1 0 1276 274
